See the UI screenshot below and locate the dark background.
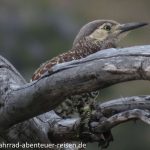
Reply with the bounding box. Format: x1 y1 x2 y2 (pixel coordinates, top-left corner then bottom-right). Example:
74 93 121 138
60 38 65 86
0 0 150 150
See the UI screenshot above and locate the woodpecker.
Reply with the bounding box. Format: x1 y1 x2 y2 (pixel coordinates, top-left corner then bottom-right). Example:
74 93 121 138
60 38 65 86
32 20 147 117
31 20 147 147
31 19 147 121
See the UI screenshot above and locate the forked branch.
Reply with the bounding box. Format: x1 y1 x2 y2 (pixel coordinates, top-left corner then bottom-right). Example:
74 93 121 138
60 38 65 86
0 45 150 149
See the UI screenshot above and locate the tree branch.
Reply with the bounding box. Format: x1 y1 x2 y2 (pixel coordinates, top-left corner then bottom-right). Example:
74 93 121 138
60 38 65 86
48 96 150 143
1 45 150 149
1 45 150 131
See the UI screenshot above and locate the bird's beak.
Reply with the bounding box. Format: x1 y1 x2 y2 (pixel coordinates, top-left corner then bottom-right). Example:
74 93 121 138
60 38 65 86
119 22 148 33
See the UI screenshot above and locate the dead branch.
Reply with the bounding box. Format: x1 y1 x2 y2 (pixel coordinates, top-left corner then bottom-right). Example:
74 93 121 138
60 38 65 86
0 45 150 149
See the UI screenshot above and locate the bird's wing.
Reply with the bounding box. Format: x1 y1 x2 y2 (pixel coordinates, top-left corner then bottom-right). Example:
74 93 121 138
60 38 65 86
31 50 80 81
32 60 55 81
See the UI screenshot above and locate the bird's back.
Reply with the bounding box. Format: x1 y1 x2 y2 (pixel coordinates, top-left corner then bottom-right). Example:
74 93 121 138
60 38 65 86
31 48 99 118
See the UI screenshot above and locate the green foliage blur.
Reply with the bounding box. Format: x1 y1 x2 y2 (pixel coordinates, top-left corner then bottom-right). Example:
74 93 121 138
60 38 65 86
0 0 150 149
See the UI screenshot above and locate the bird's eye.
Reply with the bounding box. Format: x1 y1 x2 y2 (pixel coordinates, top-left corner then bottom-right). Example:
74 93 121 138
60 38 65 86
103 25 111 31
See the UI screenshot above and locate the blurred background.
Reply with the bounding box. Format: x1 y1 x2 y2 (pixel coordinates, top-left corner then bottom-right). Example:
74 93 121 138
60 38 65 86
0 0 150 149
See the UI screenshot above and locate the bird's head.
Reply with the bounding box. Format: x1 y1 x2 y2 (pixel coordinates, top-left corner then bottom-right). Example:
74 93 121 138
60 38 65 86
73 20 148 50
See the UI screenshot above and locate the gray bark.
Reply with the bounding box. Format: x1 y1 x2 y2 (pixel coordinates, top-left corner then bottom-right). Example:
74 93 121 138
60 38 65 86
0 45 150 149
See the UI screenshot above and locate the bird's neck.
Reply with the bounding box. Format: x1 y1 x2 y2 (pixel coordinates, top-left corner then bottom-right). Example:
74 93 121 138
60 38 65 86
71 38 116 58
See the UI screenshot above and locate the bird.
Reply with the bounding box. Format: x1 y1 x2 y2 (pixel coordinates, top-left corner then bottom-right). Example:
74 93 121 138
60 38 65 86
31 20 147 146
